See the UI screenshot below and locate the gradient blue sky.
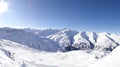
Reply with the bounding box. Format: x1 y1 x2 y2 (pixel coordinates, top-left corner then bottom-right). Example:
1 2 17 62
1 0 120 33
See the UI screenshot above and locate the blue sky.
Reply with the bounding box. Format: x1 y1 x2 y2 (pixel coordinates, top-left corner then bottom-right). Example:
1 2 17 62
1 0 120 33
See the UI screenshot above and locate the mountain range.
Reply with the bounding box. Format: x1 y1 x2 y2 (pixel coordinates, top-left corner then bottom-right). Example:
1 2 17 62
0 27 120 52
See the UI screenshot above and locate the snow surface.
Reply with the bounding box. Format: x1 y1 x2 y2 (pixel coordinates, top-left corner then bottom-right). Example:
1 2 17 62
0 39 109 67
89 45 120 67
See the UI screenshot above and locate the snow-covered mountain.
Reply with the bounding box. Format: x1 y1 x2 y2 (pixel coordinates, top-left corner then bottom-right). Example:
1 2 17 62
24 28 59 37
47 28 78 51
0 27 120 52
0 27 120 67
47 29 120 51
0 27 59 52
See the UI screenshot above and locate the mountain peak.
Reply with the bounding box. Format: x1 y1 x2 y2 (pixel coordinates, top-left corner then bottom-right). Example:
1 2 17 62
100 32 111 35
60 28 71 32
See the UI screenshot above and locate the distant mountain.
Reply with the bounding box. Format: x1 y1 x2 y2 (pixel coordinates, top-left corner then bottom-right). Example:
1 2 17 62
0 27 120 52
0 27 59 52
24 28 59 37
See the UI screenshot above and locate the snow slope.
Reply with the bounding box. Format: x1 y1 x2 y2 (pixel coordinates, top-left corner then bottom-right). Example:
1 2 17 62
89 45 120 67
0 39 108 67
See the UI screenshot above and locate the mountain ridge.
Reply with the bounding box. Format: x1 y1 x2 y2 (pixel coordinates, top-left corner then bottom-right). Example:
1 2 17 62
0 27 119 52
